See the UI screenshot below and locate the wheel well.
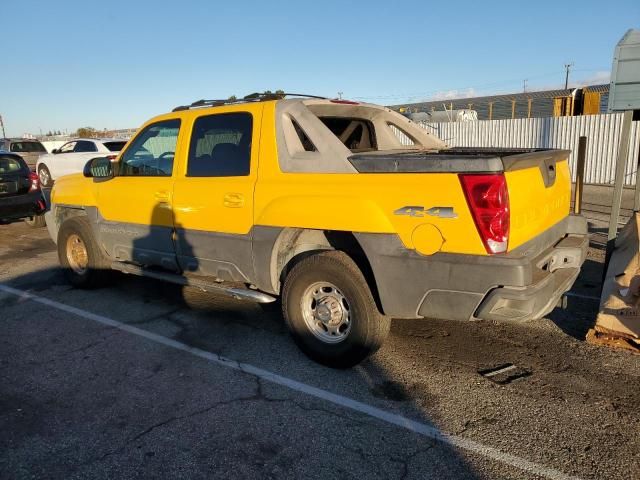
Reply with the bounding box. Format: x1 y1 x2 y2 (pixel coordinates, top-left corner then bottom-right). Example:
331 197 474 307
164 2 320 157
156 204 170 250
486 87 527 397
56 206 86 224
275 229 384 315
52 206 87 241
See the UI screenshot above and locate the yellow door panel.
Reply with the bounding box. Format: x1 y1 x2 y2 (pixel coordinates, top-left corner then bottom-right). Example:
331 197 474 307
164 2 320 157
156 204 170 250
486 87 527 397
172 105 262 235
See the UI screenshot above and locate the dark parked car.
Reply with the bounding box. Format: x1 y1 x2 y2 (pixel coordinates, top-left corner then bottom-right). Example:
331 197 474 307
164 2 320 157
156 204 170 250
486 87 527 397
0 138 48 170
0 152 46 225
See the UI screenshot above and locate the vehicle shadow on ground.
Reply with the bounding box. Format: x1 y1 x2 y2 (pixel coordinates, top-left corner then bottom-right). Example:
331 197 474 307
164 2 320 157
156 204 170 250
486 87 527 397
547 258 602 340
1 263 484 479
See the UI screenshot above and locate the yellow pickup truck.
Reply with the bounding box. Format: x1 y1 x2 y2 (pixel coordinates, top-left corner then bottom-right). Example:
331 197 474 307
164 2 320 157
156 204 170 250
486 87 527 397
46 94 588 367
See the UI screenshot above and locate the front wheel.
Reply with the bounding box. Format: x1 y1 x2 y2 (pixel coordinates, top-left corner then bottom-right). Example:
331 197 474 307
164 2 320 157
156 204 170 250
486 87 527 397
57 217 110 288
282 251 390 368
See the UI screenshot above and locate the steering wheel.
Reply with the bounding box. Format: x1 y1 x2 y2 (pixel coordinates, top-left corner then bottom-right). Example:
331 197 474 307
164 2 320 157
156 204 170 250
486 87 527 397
159 151 175 159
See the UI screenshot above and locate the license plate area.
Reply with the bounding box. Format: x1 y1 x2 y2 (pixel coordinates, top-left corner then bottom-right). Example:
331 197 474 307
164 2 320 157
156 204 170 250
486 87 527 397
0 181 18 194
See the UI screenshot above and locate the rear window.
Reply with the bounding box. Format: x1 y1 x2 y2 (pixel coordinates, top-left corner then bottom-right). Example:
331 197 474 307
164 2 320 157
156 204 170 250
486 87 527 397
10 141 47 153
318 117 376 152
0 156 25 173
103 141 126 152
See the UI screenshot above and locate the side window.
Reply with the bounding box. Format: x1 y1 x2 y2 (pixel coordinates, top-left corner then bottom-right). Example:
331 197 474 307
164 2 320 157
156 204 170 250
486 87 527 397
59 142 76 153
74 141 98 153
119 119 181 177
187 112 252 177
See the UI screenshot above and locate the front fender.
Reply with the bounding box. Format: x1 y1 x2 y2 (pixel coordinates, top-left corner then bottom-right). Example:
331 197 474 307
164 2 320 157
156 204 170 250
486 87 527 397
50 174 98 209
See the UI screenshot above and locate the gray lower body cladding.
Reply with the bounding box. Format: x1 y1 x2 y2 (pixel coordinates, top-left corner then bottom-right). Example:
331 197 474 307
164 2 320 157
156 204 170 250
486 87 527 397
47 203 588 322
355 215 588 321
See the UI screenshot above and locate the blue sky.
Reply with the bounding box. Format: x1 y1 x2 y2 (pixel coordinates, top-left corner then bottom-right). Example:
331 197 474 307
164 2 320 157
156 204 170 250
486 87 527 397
1 0 638 136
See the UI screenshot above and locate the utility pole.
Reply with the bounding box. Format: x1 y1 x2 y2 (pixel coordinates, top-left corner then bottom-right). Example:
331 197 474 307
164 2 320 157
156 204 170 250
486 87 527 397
523 79 528 93
337 91 343 100
564 62 574 89
0 115 6 139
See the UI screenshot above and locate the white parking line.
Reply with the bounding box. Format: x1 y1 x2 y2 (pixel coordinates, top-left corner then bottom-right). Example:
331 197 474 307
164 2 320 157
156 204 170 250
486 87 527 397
0 284 582 480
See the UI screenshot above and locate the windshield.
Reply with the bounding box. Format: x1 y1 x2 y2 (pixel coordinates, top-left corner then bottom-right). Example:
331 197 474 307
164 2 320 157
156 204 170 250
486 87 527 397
10 141 47 153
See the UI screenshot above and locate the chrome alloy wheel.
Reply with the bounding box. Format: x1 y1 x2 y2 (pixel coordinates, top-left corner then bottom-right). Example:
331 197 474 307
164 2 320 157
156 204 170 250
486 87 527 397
66 234 89 274
38 167 50 186
301 282 351 344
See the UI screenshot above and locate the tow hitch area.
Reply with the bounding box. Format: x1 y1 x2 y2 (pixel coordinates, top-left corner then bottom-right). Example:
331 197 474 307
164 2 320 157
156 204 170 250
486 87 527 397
478 363 531 384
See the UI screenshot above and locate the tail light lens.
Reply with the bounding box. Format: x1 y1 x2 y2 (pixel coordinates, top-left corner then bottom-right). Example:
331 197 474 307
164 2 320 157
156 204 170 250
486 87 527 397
28 171 40 192
459 173 510 254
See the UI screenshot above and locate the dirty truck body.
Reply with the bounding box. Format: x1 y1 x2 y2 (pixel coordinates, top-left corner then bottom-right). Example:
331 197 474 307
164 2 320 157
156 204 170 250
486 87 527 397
46 97 588 367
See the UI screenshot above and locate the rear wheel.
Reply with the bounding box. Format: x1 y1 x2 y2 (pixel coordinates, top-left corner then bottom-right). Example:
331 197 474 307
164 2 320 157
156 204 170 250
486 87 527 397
57 217 110 288
38 165 52 187
282 251 390 368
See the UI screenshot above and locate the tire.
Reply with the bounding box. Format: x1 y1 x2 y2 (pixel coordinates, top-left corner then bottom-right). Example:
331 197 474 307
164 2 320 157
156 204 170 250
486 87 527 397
24 214 46 228
38 165 53 187
282 250 390 368
57 216 110 288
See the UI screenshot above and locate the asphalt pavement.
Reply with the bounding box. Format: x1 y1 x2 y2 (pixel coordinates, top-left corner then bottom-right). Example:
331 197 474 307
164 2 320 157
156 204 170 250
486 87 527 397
1 220 638 480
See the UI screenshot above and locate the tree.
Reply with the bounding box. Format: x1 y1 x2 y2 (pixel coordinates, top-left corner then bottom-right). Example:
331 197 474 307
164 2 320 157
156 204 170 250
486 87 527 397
76 127 97 138
228 95 237 102
263 90 286 99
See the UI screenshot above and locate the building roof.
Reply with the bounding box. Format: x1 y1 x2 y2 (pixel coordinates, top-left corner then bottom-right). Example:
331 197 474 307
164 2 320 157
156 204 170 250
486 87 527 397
391 84 610 120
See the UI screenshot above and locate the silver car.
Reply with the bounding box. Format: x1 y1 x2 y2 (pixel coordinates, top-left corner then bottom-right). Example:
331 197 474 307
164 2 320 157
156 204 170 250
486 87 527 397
0 138 48 171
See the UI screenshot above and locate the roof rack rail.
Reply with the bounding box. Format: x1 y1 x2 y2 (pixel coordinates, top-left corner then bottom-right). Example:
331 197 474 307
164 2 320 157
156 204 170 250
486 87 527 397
172 92 328 112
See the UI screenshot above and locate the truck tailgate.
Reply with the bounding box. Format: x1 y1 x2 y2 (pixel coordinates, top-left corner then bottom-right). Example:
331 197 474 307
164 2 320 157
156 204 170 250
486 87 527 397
503 149 572 251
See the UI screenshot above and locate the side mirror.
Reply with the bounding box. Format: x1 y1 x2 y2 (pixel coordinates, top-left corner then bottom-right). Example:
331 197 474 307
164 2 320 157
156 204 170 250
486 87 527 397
51 148 59 154
83 157 113 179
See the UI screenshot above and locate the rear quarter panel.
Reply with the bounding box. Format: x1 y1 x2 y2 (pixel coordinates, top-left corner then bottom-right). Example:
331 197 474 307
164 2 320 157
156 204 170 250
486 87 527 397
254 103 486 255
254 171 487 254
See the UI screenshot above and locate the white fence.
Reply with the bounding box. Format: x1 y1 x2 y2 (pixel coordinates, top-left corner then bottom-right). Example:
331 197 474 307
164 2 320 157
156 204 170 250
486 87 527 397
419 113 640 186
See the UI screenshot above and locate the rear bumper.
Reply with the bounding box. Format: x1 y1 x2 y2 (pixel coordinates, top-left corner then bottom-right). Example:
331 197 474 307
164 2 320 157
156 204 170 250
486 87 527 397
355 215 588 321
0 191 46 221
471 234 586 321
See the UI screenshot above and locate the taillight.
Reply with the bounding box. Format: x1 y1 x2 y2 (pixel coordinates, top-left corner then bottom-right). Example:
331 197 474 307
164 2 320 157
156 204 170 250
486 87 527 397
28 171 40 192
459 173 510 254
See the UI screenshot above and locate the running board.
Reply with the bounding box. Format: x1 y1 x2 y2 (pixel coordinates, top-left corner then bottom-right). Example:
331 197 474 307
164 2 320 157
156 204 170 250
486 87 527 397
110 262 276 304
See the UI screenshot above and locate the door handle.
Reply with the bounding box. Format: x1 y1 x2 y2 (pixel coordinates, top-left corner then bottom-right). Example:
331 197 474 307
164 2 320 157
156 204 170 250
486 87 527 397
223 193 244 208
154 190 171 203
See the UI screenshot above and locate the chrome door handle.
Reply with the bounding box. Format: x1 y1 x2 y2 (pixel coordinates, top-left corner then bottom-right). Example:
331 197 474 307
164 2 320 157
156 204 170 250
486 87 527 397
223 193 244 208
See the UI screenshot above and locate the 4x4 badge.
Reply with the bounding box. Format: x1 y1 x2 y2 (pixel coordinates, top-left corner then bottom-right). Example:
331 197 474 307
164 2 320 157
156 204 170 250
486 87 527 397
394 206 458 219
